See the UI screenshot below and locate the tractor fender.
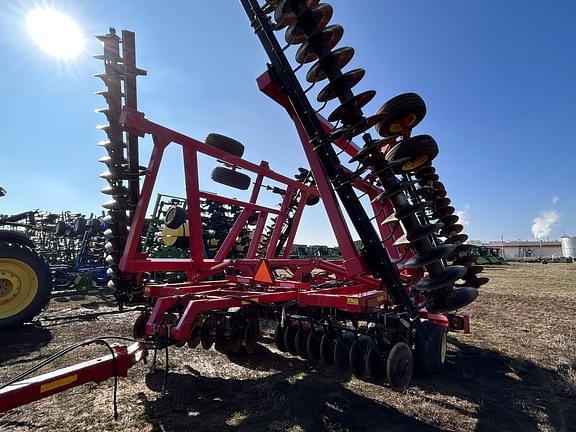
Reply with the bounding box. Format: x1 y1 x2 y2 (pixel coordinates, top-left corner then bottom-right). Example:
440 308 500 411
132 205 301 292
0 230 36 249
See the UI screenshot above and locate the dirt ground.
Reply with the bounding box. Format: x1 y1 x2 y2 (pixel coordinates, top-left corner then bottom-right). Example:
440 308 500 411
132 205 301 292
1 263 575 432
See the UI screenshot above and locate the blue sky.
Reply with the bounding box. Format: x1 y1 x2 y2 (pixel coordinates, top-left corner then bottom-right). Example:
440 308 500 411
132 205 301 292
0 0 575 245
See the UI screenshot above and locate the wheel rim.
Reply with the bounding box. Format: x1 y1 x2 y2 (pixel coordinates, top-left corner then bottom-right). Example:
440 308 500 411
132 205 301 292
165 207 177 225
389 113 417 133
402 154 428 171
0 258 39 319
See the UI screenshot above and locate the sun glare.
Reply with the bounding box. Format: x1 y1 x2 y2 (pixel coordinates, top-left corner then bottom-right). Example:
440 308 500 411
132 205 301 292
27 8 83 59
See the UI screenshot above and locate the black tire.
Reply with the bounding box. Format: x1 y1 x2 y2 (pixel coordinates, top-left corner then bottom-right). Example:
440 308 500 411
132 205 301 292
306 194 320 206
385 135 439 173
0 230 36 249
375 93 427 137
0 242 52 329
211 167 251 190
165 206 187 229
415 321 448 374
205 133 245 158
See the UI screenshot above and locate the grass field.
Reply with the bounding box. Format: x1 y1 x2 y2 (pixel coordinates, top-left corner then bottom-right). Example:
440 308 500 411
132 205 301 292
1 263 575 431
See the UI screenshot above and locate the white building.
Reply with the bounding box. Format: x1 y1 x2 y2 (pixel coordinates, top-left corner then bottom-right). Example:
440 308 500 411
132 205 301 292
476 240 562 259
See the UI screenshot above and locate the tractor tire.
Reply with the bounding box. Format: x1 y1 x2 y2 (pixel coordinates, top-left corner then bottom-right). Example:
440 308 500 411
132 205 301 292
385 135 438 173
205 133 245 158
414 321 448 374
0 242 52 329
375 92 427 137
305 194 320 206
165 206 187 229
211 167 251 190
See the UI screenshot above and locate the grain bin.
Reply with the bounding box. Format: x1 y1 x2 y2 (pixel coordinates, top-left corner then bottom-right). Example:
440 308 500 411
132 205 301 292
560 236 576 258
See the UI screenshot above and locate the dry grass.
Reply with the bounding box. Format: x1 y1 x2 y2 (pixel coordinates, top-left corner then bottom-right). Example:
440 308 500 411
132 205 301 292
1 263 575 431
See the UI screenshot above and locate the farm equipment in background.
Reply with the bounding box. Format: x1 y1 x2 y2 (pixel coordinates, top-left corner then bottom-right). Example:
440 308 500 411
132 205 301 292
141 193 257 283
0 192 52 330
0 209 109 290
474 246 508 265
47 213 108 289
0 0 489 413
0 205 109 301
143 193 255 260
290 243 340 259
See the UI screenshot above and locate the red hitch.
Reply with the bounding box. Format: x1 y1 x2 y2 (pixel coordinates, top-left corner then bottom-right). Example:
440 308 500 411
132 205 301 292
0 342 146 414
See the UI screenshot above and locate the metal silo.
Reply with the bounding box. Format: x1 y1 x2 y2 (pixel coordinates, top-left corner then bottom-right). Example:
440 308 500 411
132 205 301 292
560 236 576 258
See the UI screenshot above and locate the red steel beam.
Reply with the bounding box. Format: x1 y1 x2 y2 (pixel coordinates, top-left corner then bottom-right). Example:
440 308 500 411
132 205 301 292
0 343 146 414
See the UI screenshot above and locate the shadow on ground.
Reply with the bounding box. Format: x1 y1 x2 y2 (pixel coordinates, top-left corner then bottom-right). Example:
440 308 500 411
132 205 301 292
0 325 52 365
413 338 573 432
225 343 308 372
139 338 575 432
142 369 437 432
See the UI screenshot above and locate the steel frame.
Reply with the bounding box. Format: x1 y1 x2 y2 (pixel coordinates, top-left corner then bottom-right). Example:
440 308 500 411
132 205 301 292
116 63 431 341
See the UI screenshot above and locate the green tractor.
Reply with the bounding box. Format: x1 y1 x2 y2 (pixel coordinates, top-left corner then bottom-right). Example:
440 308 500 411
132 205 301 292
0 187 52 329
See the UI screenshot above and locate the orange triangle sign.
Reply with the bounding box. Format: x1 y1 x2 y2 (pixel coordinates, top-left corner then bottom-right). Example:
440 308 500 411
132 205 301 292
253 259 274 284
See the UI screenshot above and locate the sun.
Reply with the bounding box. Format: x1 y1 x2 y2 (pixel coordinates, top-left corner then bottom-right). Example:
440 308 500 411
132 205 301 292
26 8 84 59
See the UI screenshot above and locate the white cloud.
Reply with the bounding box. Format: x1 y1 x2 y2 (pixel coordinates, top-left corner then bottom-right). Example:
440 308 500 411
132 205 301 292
531 210 559 239
455 204 470 227
552 195 560 205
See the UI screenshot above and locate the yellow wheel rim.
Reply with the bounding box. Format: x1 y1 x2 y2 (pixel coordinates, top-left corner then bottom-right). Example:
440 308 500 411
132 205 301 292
402 154 428 171
389 113 418 133
0 258 39 319
161 223 189 246
440 330 447 364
